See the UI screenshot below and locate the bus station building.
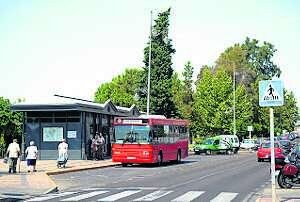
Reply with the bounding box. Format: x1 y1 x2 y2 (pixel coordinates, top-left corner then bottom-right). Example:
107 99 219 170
12 99 141 160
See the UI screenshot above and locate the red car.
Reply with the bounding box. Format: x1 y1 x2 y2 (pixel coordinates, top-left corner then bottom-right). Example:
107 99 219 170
257 141 285 162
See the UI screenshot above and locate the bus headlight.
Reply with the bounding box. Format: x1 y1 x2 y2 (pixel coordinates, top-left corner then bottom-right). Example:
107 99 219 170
114 151 121 154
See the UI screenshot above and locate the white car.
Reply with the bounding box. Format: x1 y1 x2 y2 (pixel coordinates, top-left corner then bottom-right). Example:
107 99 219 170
240 139 257 150
218 135 240 153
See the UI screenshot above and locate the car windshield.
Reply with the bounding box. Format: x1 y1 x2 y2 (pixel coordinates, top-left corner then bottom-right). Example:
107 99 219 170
114 125 150 143
204 139 213 145
243 139 255 144
279 140 290 146
261 142 279 148
234 138 239 143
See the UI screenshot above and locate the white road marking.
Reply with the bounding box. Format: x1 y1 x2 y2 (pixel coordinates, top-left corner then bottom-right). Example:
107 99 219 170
171 191 205 202
26 192 76 201
82 187 161 191
61 191 108 201
97 190 141 201
210 192 238 202
133 190 173 201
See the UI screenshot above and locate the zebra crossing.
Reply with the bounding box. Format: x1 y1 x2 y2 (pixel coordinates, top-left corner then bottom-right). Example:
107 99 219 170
25 188 240 202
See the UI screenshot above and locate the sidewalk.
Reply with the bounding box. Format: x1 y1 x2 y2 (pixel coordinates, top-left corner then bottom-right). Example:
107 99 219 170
255 184 300 202
0 158 120 197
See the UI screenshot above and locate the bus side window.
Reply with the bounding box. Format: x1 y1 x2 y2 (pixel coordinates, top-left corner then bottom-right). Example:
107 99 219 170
152 126 159 140
168 125 173 143
154 125 164 143
149 130 153 142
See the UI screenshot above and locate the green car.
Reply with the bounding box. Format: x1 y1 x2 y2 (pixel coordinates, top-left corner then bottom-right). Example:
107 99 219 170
194 136 232 155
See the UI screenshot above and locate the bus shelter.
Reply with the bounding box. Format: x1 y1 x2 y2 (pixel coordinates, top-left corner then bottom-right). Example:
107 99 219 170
12 100 140 160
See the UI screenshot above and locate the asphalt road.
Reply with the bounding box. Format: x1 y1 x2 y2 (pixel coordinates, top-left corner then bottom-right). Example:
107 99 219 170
28 152 271 202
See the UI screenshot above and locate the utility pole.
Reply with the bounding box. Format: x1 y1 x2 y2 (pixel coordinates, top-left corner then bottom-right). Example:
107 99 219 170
233 67 236 136
146 11 152 116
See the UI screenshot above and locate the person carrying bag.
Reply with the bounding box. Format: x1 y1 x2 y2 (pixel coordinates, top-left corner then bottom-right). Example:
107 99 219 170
6 139 20 174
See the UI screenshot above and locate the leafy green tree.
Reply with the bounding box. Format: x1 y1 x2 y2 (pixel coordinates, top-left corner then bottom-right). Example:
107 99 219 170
192 68 233 136
192 65 253 139
182 61 194 119
215 44 256 93
209 69 234 135
213 38 298 138
234 85 253 137
0 133 6 157
274 90 298 134
242 37 281 78
0 97 22 148
137 8 178 118
171 72 184 118
192 68 214 136
94 68 143 107
195 65 213 86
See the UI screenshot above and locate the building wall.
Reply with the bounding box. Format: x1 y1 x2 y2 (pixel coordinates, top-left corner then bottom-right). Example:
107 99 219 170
25 111 115 160
25 111 82 160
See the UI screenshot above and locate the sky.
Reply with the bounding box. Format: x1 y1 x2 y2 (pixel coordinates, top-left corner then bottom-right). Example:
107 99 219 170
0 0 299 104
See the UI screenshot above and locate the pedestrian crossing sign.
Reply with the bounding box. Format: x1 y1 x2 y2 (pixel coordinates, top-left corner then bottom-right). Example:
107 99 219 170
259 80 284 107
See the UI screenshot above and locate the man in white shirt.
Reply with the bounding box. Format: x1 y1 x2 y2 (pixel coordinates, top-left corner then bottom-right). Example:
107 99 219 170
6 139 20 173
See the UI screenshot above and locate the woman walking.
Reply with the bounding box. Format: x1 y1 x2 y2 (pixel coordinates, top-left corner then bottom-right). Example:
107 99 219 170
25 141 38 172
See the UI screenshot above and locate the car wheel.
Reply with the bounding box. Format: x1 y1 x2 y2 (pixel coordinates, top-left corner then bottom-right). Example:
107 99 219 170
277 172 293 188
257 158 261 162
226 150 232 155
121 163 128 167
176 150 181 164
206 150 211 155
157 152 163 166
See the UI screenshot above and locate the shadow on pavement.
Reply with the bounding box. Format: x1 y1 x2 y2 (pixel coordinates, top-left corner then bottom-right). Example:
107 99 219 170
115 160 197 169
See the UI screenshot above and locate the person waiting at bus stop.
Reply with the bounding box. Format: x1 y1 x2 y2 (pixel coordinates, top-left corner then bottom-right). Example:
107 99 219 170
98 133 105 160
91 135 98 160
92 132 105 160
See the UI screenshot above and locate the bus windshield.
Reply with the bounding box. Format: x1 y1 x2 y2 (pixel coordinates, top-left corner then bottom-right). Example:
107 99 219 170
114 125 151 143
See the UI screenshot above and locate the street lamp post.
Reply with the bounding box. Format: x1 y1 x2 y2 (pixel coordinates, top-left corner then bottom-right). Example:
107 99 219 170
233 67 236 136
146 11 152 116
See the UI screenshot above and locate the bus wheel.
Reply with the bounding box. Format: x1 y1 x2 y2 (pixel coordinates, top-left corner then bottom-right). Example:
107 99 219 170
158 153 163 166
176 150 181 163
121 163 128 167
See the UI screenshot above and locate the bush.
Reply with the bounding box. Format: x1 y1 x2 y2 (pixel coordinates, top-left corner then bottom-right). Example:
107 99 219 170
193 135 205 144
0 134 6 158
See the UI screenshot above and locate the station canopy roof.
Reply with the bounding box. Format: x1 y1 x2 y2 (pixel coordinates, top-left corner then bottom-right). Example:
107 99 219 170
12 98 140 117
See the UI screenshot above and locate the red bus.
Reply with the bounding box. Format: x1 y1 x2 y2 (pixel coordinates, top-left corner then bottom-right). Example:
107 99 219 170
112 116 189 166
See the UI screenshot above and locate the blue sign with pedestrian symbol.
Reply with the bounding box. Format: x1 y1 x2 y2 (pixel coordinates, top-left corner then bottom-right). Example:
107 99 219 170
259 80 284 107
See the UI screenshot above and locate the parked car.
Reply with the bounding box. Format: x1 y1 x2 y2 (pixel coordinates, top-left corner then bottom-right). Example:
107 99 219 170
194 138 215 154
279 139 292 155
218 135 240 153
194 135 234 155
257 141 285 163
240 139 257 150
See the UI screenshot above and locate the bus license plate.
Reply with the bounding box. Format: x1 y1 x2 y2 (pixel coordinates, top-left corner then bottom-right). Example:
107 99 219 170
127 156 136 159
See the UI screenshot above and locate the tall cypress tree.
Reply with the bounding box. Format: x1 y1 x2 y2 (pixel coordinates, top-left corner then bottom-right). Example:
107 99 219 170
137 8 177 118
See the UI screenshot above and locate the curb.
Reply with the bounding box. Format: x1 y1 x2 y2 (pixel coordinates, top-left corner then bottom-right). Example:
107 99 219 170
44 173 59 194
46 162 121 175
43 162 121 194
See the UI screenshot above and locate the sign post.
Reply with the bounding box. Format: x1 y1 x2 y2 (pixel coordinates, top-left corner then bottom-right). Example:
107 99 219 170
259 80 284 202
247 126 253 139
